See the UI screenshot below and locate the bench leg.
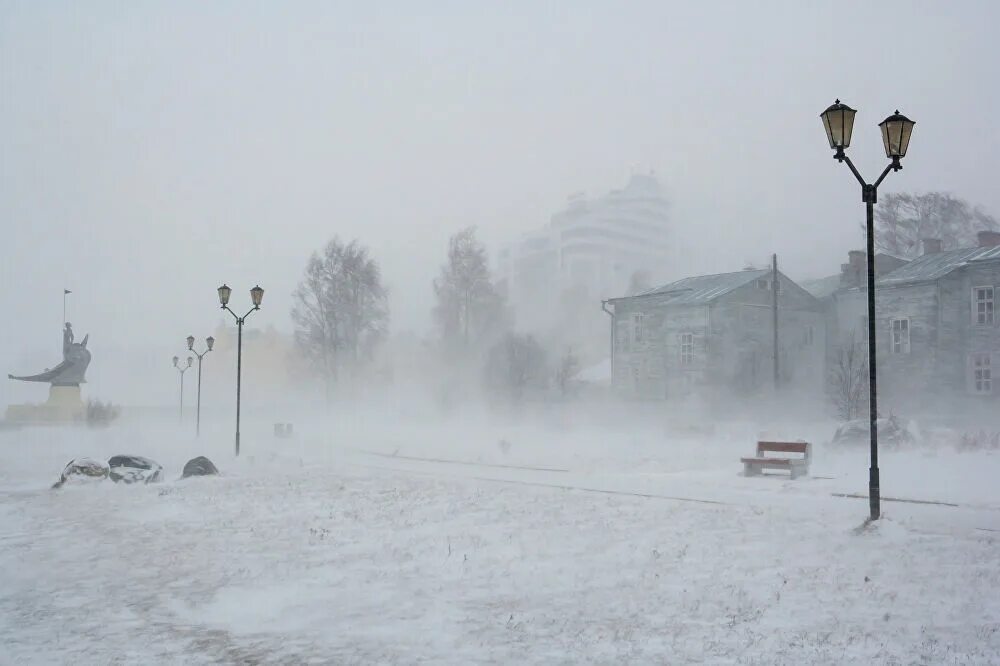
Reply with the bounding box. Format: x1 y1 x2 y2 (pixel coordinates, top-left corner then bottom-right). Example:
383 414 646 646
744 462 759 477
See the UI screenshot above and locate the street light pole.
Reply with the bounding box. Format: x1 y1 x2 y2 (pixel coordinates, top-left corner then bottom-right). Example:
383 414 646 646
186 335 215 437
172 355 193 423
820 101 915 522
217 284 264 457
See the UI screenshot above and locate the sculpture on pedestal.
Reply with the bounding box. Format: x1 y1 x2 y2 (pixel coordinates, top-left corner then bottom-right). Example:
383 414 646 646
8 323 91 386
6 323 93 422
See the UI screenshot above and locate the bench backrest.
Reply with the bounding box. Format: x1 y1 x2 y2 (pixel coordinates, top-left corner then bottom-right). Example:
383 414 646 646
756 441 811 460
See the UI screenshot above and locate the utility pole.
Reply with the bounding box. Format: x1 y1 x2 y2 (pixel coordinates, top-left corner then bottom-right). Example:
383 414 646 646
772 253 779 389
601 300 615 381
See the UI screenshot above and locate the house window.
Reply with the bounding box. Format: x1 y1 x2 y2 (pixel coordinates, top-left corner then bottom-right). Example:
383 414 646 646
972 353 992 394
632 313 645 343
974 286 994 325
890 318 910 354
757 278 780 292
680 333 694 365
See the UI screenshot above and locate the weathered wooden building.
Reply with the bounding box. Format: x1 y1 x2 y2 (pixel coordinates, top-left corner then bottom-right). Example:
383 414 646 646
827 232 1000 417
606 268 826 401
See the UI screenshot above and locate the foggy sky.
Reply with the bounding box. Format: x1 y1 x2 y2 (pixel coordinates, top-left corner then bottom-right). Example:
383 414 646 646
2 1 999 405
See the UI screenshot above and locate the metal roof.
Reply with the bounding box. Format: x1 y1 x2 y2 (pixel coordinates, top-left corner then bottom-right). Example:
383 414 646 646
878 245 1000 286
799 275 842 299
628 269 771 305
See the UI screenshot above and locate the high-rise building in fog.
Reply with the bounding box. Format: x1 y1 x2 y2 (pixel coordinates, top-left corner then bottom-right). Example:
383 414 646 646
497 173 673 359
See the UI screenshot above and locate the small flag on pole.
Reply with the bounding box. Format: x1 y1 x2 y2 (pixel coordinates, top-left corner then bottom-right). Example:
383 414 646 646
64 289 72 295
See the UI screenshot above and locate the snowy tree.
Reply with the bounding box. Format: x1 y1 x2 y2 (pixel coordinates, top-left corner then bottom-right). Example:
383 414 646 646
829 333 868 421
291 238 388 396
432 227 506 351
483 332 548 401
873 192 998 259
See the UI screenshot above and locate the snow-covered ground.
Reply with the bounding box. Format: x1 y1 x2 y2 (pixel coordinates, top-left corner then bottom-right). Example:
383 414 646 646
1 409 999 664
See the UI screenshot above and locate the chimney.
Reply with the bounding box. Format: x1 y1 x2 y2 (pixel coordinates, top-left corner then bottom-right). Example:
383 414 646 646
841 250 866 288
848 250 865 270
977 230 1000 248
921 238 942 255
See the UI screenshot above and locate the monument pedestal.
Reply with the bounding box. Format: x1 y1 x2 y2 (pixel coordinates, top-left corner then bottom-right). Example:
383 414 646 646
47 385 84 418
5 385 85 423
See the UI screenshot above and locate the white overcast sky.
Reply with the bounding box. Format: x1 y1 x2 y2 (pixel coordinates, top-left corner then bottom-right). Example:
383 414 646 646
2 1 999 404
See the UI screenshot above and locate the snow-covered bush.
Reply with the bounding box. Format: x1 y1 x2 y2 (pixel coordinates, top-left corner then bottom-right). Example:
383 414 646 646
831 415 920 449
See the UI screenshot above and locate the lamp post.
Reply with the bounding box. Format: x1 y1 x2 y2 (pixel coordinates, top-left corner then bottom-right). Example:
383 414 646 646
172 355 193 423
820 100 915 521
218 284 264 457
186 334 215 438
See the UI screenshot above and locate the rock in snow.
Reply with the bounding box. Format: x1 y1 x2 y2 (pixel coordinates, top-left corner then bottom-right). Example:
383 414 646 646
181 456 219 479
107 455 163 484
52 458 110 489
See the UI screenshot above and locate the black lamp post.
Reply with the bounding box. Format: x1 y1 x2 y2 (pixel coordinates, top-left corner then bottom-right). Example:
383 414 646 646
218 284 264 457
172 355 193 423
186 334 215 438
821 100 915 521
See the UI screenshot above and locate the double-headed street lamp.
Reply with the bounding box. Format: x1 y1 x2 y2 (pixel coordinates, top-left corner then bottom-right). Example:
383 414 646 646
186 334 215 438
172 355 193 423
218 284 264 457
820 100 915 522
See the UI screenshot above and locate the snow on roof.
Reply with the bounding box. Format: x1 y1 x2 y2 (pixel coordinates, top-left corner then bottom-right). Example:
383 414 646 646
624 269 771 306
878 245 1000 286
799 275 841 299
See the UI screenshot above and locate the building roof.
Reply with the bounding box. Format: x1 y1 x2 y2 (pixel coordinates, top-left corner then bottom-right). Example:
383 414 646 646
623 269 771 306
878 245 1000 286
799 275 842 299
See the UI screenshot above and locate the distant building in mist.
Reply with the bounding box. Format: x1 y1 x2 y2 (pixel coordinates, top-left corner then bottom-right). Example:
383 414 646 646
497 173 673 360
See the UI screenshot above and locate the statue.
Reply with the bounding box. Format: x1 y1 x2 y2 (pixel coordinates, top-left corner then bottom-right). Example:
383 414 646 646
9 322 92 387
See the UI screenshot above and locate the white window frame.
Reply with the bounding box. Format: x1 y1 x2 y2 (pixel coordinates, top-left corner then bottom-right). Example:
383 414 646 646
890 318 910 354
679 332 694 366
972 353 992 394
631 313 645 343
973 286 994 326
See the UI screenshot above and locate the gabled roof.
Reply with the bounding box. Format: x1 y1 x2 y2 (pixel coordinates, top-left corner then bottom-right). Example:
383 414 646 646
621 269 771 306
878 245 1000 286
799 275 841 300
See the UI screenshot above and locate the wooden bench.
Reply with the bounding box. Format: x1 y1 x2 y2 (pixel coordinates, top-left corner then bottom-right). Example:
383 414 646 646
741 441 811 479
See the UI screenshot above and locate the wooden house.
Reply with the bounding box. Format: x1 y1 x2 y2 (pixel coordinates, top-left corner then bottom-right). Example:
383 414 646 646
605 268 826 402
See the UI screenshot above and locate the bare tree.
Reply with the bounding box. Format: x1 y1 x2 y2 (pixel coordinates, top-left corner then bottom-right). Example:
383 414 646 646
291 238 388 397
829 333 868 421
483 332 548 401
873 192 998 259
432 227 506 351
626 269 653 296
